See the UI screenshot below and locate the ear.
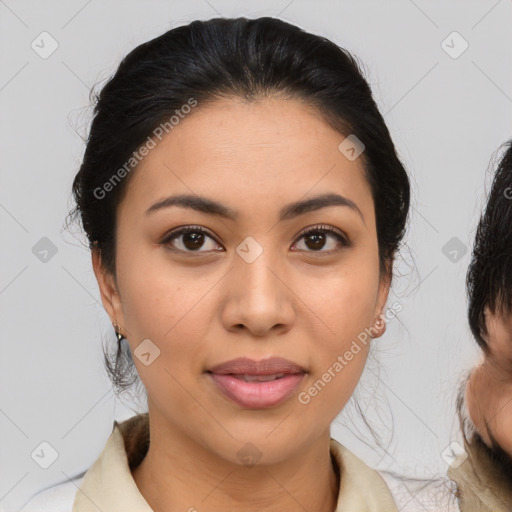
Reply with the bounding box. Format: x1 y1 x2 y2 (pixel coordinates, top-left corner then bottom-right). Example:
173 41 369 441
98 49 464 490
371 261 392 339
91 247 125 332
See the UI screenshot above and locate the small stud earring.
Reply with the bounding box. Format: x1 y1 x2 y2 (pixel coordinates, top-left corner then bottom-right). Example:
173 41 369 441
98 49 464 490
112 322 124 342
372 315 386 335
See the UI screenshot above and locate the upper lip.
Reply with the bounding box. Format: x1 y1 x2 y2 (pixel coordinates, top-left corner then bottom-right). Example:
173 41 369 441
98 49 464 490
208 357 306 376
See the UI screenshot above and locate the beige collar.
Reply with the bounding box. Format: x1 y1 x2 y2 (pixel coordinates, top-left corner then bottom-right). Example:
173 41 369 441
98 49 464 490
448 433 512 511
72 413 397 512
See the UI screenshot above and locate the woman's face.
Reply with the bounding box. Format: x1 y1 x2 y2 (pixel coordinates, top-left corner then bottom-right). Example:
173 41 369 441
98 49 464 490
94 96 389 465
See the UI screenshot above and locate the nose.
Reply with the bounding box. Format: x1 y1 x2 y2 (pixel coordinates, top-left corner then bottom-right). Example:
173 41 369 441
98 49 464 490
220 243 296 338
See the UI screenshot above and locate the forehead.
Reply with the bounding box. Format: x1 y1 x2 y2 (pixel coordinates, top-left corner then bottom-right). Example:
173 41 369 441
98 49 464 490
119 96 374 221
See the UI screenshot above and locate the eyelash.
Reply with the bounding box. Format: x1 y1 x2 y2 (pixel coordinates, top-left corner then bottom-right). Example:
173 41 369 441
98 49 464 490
159 224 350 255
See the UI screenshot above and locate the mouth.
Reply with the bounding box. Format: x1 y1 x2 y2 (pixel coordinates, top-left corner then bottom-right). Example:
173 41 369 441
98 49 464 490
227 373 289 382
206 357 307 409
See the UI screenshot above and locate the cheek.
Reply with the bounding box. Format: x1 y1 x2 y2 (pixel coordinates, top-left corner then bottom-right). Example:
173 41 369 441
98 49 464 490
310 281 374 372
300 254 380 408
115 250 213 408
115 245 218 361
300 283 375 422
307 259 381 345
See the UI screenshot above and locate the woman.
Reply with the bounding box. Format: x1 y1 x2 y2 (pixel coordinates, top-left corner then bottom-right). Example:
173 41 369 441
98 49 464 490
19 15 501 512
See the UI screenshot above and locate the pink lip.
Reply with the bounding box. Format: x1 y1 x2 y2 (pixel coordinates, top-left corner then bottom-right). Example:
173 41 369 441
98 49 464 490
207 357 307 409
208 356 306 375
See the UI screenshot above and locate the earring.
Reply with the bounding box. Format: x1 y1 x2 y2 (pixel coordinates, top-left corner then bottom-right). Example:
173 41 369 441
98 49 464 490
372 314 386 336
112 322 124 342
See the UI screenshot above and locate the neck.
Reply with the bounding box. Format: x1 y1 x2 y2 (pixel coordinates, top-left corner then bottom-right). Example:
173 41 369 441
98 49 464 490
132 412 340 512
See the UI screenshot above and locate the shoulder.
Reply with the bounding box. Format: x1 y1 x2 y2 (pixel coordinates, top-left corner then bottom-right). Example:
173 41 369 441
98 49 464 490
17 472 86 512
377 469 460 512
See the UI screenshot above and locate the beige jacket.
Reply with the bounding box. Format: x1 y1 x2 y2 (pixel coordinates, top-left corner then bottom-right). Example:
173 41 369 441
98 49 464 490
448 414 512 511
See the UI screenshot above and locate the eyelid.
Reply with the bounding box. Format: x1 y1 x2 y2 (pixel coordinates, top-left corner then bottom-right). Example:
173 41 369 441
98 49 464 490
295 224 350 244
160 224 222 249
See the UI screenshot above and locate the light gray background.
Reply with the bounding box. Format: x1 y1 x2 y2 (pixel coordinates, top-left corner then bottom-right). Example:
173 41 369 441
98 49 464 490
1 0 511 510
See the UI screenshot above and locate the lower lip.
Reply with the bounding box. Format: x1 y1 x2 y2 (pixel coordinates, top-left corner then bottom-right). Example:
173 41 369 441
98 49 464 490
208 373 306 409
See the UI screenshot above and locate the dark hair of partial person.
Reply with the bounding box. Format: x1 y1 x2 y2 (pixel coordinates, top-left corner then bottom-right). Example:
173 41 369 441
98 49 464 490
466 140 512 353
65 16 410 403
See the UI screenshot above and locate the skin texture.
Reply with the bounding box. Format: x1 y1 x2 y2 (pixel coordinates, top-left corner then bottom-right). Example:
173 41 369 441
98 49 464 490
466 308 512 458
92 96 390 512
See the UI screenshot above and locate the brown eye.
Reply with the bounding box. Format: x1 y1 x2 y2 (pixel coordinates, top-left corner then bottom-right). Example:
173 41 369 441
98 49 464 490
292 225 350 253
160 224 349 255
161 226 222 253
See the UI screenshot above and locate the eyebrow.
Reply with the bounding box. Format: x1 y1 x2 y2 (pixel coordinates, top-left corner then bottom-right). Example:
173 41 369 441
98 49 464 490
145 192 364 223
